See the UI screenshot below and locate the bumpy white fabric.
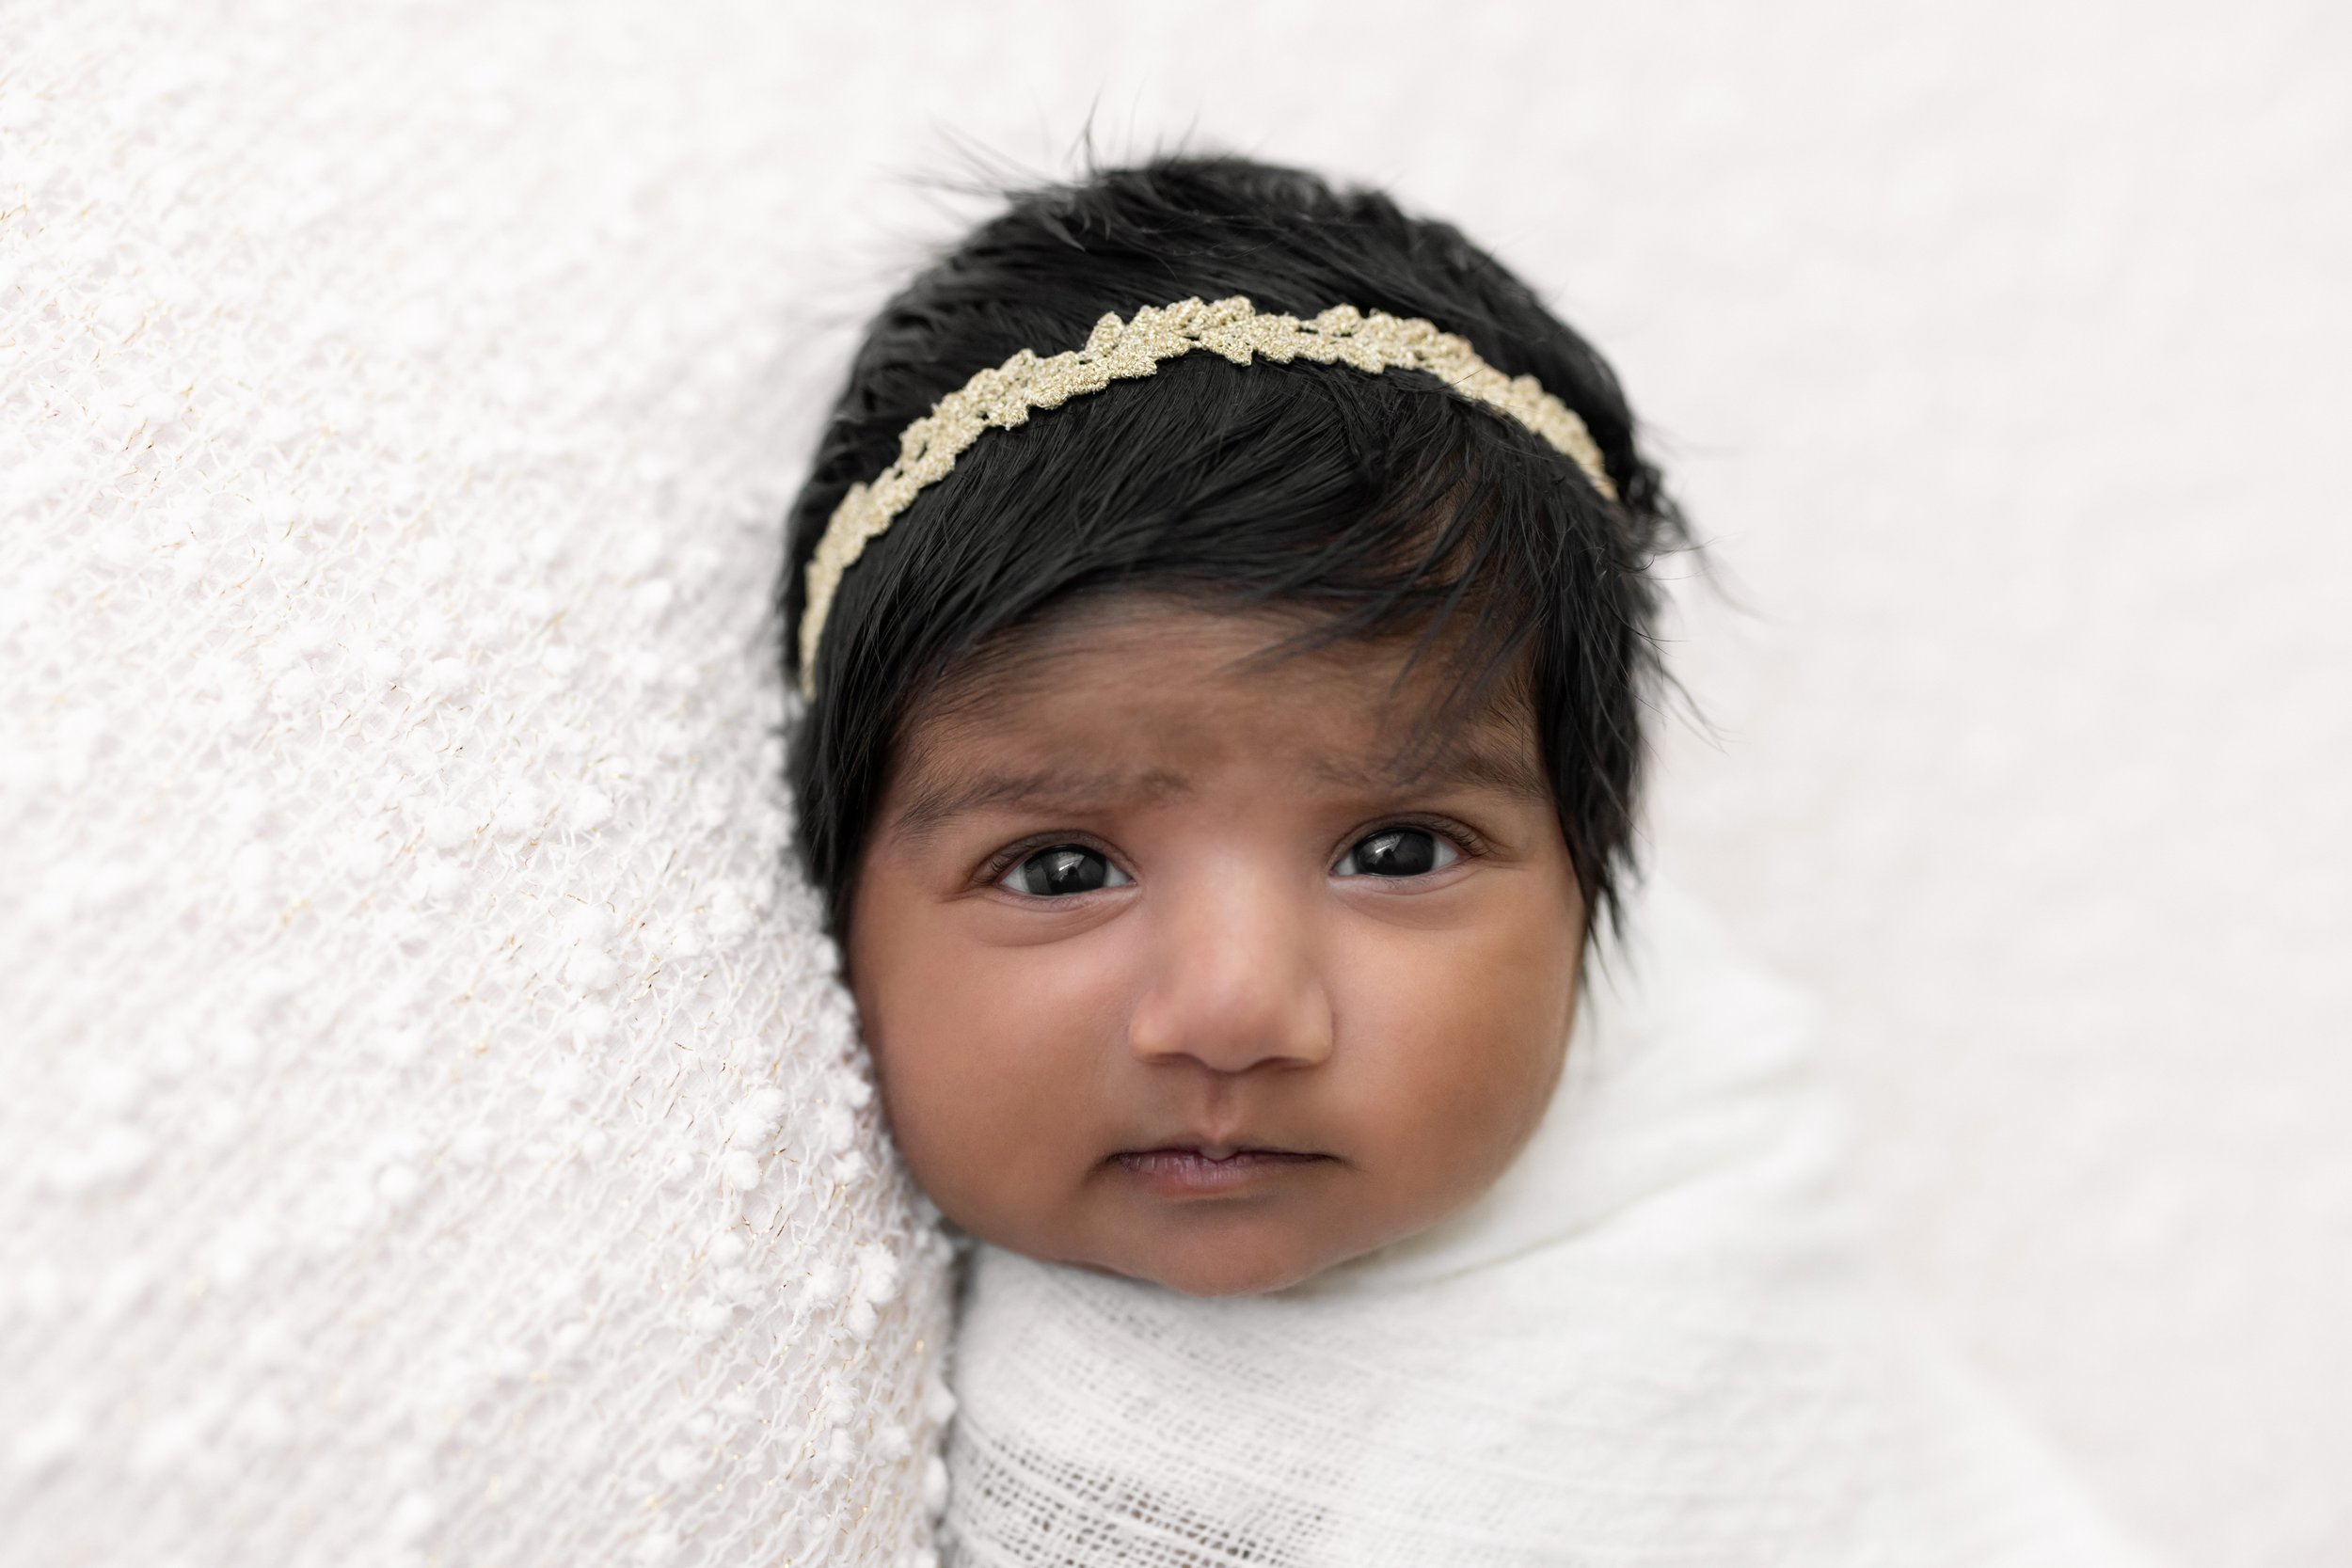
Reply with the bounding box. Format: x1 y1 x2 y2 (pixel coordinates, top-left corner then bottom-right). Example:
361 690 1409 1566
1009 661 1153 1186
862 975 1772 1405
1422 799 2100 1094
946 884 2155 1567
0 9 951 1567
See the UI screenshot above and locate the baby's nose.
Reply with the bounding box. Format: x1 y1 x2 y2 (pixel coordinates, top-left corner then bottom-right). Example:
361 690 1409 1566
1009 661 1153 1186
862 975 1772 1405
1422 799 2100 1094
1124 871 1335 1074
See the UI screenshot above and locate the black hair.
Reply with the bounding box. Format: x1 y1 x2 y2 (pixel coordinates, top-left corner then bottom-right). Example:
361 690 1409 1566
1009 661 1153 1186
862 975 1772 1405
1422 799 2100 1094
781 155 1687 941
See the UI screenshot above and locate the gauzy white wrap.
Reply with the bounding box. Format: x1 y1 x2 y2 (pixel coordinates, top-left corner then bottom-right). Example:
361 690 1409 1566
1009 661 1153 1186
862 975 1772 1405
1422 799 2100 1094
942 884 2153 1566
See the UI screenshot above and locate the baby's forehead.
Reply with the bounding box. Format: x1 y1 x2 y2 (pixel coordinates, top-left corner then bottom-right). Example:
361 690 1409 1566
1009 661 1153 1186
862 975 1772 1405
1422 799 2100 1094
884 603 1547 832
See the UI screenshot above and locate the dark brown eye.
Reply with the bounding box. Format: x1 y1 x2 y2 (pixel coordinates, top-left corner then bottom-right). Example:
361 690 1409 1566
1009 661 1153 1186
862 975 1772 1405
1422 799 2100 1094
1334 828 1457 879
1000 845 1132 897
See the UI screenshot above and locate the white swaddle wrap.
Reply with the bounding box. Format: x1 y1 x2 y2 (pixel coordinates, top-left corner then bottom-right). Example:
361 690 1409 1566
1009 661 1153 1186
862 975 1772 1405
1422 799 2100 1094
942 883 2151 1566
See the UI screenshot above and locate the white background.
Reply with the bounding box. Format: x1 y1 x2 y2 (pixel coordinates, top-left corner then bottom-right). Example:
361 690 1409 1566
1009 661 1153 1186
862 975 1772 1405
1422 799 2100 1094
788 4 2350 1562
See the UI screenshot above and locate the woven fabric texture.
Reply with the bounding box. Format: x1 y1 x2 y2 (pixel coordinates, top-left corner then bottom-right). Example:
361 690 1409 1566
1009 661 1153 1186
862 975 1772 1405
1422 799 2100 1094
0 8 951 1566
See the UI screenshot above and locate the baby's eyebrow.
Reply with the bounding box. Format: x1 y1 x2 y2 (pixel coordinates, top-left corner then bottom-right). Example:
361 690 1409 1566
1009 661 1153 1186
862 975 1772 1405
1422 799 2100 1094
886 766 1192 842
884 733 1545 843
1312 736 1550 801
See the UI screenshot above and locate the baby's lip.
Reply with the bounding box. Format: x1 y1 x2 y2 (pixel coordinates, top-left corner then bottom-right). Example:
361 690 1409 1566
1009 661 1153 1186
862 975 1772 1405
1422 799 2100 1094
1109 1146 1335 1197
1114 1131 1327 1161
1118 1141 1322 1161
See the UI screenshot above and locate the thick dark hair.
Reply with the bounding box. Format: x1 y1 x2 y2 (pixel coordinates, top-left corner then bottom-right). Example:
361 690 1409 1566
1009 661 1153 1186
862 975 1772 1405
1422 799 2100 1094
782 155 1686 941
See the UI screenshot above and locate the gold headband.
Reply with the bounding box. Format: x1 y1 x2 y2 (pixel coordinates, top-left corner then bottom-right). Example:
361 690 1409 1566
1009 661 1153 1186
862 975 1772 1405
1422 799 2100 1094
797 294 1615 697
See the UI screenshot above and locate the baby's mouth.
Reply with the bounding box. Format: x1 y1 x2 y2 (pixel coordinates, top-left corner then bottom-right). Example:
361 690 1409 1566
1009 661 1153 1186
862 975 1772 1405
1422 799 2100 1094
1111 1147 1334 1197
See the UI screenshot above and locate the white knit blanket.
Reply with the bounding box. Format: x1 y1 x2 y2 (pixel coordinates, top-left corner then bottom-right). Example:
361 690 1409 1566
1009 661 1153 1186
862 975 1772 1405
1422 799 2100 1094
945 884 2154 1566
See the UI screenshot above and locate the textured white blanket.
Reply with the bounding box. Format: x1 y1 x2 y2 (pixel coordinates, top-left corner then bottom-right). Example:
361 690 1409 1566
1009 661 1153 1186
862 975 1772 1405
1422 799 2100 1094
946 884 2154 1566
0 8 948 1564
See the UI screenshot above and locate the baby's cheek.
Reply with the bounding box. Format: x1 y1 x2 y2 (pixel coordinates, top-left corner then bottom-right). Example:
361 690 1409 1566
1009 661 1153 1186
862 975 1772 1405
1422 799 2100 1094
862 936 1120 1244
1339 922 1575 1224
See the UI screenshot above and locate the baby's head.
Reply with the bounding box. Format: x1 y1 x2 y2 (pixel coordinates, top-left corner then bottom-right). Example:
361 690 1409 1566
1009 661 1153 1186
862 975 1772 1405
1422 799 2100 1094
784 158 1680 1295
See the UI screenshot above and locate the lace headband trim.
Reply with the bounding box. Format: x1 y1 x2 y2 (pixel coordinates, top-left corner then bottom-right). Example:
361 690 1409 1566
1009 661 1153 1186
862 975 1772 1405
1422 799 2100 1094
797 294 1617 696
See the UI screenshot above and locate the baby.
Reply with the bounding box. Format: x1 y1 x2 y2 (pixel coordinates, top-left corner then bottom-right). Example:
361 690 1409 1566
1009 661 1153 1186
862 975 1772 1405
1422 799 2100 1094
783 160 2150 1566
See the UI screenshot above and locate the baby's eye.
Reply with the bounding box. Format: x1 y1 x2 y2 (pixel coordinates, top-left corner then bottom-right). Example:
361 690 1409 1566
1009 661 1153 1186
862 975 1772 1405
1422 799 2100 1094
1332 827 1460 879
999 844 1133 897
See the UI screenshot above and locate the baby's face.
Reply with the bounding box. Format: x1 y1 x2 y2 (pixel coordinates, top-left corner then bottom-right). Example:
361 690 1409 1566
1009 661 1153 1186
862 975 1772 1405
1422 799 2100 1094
848 603 1584 1295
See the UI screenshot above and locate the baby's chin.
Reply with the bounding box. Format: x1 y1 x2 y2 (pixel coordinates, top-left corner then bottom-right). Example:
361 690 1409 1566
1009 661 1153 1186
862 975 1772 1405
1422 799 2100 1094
1065 1225 1390 1298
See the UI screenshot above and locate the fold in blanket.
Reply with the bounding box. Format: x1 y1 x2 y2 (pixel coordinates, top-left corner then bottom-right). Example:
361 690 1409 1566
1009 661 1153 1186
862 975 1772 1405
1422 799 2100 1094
943 883 2153 1566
